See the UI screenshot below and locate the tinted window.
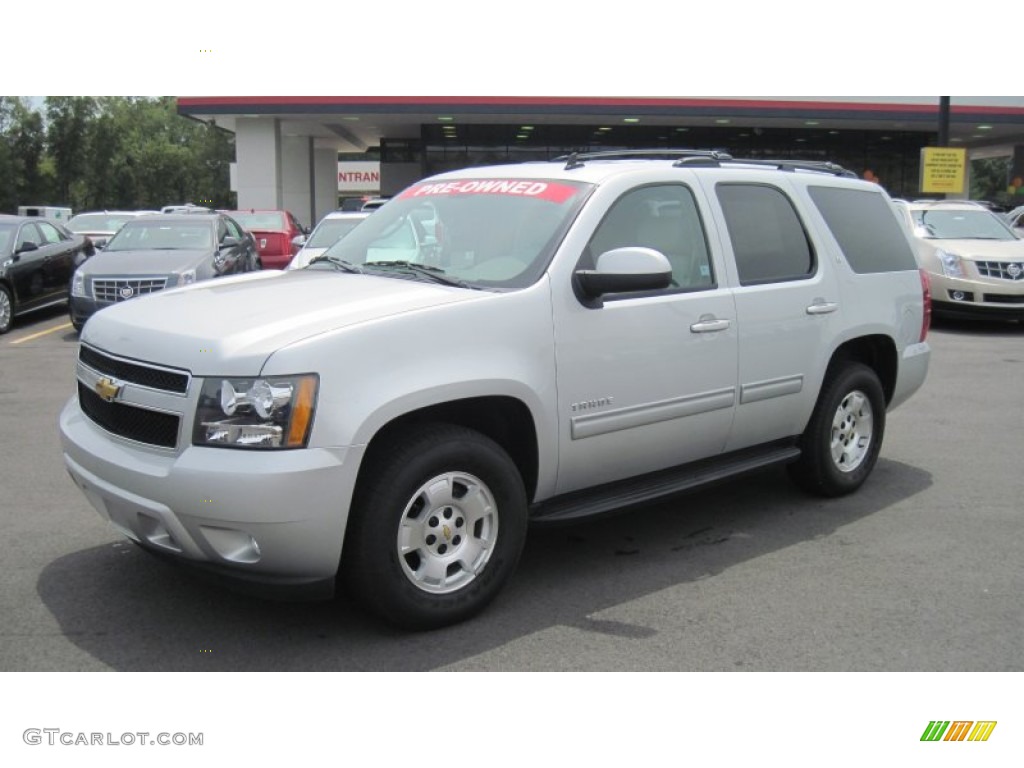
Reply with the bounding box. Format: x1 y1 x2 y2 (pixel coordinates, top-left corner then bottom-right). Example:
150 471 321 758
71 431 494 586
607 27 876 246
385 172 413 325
808 186 920 273
717 184 814 285
587 184 714 292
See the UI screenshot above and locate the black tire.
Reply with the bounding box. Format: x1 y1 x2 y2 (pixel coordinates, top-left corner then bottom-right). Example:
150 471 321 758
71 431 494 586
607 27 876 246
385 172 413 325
788 362 886 497
0 284 13 335
342 423 528 630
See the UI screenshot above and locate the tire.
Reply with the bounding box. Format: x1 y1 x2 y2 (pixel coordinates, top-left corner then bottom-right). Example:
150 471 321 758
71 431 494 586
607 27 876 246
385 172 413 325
788 362 886 497
0 285 13 335
342 423 528 630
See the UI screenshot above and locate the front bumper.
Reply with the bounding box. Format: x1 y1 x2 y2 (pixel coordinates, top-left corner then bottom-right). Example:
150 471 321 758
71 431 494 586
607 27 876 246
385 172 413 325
69 295 101 327
59 395 363 595
929 270 1024 317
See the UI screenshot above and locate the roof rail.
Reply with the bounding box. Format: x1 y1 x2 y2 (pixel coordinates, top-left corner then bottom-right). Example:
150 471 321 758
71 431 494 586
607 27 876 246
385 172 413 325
550 149 856 177
722 158 857 177
554 149 734 170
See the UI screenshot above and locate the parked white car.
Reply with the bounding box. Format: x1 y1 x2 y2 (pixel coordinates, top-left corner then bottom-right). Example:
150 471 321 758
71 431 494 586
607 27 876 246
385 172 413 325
288 211 370 270
60 151 931 629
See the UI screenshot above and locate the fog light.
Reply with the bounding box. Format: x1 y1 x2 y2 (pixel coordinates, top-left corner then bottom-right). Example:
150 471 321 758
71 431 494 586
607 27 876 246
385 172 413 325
952 291 965 301
201 526 262 564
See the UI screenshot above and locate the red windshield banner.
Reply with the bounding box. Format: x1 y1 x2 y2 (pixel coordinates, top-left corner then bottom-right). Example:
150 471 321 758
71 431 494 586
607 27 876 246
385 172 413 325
397 179 578 203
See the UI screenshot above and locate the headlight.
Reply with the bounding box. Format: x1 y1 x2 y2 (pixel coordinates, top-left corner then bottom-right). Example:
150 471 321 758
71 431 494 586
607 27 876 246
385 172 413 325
71 270 86 297
179 269 197 286
936 249 965 278
193 374 318 449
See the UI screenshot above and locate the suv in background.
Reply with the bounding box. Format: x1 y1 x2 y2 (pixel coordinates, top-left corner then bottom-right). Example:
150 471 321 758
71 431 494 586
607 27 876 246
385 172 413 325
288 211 370 269
60 150 931 629
896 199 1024 320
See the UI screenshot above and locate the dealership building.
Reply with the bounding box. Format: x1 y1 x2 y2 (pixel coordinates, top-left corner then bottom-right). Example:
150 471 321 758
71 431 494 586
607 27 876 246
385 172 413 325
177 96 1024 227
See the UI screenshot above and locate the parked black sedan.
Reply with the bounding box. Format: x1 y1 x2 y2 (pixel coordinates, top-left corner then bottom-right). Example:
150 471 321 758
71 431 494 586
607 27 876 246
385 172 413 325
69 213 258 331
0 214 93 334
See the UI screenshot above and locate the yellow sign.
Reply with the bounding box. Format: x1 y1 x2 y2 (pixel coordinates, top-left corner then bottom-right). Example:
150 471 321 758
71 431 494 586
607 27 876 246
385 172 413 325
920 147 967 194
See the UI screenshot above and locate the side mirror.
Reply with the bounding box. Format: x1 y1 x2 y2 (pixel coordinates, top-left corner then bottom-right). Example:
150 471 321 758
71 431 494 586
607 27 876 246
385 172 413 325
291 234 306 251
574 247 673 304
16 241 40 255
219 236 239 249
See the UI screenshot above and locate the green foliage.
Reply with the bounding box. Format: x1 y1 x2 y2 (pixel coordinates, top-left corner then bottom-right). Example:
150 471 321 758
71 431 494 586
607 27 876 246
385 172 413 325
0 96 234 214
969 156 1012 203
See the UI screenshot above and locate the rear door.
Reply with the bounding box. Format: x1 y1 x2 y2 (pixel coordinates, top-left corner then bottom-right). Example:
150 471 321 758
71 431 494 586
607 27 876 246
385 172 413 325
699 178 841 451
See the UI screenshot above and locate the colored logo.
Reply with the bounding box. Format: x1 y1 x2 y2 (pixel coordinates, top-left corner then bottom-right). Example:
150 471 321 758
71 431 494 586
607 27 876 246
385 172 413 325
921 721 997 742
94 377 122 403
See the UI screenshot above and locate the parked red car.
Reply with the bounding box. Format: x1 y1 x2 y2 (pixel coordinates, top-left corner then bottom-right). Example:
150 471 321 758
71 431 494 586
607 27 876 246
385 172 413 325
226 210 307 270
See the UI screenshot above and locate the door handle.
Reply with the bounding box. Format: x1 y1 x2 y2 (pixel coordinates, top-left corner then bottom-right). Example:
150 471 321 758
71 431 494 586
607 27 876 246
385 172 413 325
806 300 838 315
690 315 731 333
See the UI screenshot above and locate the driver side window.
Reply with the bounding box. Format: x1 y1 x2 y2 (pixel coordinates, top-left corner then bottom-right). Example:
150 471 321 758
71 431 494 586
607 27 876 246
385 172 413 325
586 184 714 293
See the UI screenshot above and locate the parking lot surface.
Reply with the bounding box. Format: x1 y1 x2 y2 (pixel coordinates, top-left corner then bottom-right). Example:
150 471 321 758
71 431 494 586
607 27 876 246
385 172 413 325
0 307 1021 671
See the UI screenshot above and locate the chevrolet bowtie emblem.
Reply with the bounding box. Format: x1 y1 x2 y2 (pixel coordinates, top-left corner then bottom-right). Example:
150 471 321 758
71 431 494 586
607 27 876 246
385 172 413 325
94 377 122 402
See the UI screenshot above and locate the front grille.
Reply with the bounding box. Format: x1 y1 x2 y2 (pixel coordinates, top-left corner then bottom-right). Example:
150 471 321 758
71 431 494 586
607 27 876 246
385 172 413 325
982 293 1024 304
79 345 189 394
975 261 1024 281
92 277 168 304
78 382 180 448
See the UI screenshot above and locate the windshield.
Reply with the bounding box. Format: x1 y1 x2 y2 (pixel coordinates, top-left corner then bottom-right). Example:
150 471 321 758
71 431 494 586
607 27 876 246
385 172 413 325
316 178 591 289
913 209 1017 240
67 213 136 233
232 212 286 231
104 220 214 251
307 217 367 248
0 224 13 254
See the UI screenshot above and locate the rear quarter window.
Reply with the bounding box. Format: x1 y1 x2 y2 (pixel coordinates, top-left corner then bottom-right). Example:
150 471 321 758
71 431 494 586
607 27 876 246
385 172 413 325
807 186 918 273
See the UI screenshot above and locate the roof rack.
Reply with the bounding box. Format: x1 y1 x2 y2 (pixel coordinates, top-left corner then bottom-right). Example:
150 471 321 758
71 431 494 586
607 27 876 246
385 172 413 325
555 149 734 170
552 149 855 177
722 158 857 178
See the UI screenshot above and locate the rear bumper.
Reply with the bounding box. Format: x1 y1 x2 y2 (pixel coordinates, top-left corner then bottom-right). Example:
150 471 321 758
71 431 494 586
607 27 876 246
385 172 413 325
890 341 931 411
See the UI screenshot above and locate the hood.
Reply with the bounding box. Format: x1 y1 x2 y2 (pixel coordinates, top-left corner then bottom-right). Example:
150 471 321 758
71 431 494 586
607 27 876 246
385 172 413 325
78 248 212 275
922 238 1024 260
80 269 485 375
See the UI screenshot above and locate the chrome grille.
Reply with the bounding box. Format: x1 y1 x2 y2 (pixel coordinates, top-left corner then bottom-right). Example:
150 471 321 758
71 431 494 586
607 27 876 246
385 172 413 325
92 277 169 303
78 382 180 448
79 345 190 394
975 261 1024 281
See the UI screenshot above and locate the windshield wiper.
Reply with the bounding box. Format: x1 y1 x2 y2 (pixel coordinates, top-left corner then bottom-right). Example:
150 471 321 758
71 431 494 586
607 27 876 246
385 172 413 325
364 260 474 288
308 254 363 273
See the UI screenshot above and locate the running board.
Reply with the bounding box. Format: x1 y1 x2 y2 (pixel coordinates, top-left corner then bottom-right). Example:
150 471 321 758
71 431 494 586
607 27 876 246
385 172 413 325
529 442 801 525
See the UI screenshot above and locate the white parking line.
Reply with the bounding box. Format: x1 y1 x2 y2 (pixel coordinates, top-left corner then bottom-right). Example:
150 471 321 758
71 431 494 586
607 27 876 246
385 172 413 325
8 322 74 345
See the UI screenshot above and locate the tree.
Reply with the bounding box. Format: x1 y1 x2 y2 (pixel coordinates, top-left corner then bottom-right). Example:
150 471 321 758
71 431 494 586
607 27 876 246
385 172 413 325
45 97 96 207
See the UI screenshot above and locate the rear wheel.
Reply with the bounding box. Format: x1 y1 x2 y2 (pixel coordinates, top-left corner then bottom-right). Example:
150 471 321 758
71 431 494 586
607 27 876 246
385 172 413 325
342 423 527 629
788 362 885 497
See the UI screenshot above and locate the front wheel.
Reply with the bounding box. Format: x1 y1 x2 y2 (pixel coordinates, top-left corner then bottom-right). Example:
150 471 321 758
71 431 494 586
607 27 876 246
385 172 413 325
342 423 528 629
0 285 13 334
788 362 886 497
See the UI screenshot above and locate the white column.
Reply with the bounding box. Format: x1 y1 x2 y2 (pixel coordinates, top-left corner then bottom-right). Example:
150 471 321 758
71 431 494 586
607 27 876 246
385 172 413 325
281 136 313 229
313 145 340 225
235 118 282 210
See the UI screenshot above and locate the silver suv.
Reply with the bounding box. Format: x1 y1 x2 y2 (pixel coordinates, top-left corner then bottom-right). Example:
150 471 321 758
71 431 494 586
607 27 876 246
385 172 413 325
60 150 932 629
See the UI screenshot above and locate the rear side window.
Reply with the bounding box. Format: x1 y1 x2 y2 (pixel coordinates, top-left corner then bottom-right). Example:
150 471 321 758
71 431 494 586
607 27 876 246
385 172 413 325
808 186 918 273
716 184 814 285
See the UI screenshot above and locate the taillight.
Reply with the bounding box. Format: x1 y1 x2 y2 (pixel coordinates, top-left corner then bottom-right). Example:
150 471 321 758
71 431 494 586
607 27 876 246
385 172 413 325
919 269 932 342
